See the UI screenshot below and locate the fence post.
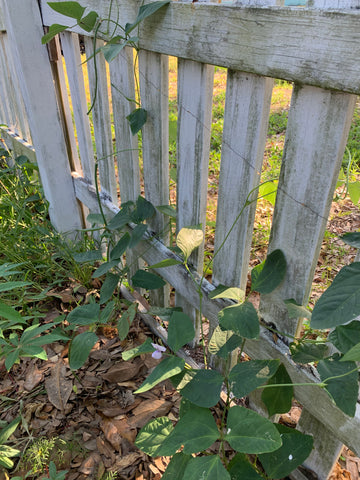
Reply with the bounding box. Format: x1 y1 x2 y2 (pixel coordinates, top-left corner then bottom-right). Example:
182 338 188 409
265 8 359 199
2 0 83 234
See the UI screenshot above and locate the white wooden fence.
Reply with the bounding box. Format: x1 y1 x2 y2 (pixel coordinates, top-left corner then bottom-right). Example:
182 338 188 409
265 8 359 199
1 0 360 478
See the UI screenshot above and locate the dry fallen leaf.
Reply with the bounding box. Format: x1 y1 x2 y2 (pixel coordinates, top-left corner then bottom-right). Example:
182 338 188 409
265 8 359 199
45 359 73 411
24 365 43 391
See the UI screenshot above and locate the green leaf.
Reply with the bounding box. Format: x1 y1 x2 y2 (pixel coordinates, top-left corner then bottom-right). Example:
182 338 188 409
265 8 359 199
68 332 98 370
176 227 203 262
229 360 280 399
107 209 131 230
161 453 191 480
131 270 166 290
73 249 103 263
284 299 312 320
341 342 360 362
122 337 154 361
100 273 120 304
41 24 68 44
86 213 106 224
341 232 360 248
348 181 360 205
135 417 175 457
179 369 224 408
0 301 23 323
329 320 360 353
225 406 282 454
290 342 328 363
92 260 119 278
259 424 313 479
131 196 156 223
127 108 148 135
227 453 263 480
259 181 277 206
117 303 137 341
311 262 360 329
99 300 116 324
78 10 98 32
261 363 293 416
208 285 245 302
129 223 148 248
167 406 219 454
147 306 183 321
67 303 100 327
219 301 259 339
251 249 286 294
48 2 85 20
0 281 31 293
167 311 195 352
156 204 176 219
0 417 20 444
183 455 231 480
5 349 20 371
147 259 182 269
110 233 131 260
208 326 243 359
318 355 358 417
125 1 170 35
135 356 185 393
21 345 47 359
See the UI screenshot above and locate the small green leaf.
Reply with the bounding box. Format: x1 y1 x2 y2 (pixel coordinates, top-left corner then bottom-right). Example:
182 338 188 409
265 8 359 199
341 232 360 248
156 204 176 219
107 209 131 230
73 250 103 263
100 273 120 304
78 10 98 32
0 417 20 444
127 108 147 135
147 259 182 269
251 249 286 294
135 417 175 456
290 342 328 364
179 369 224 408
176 227 203 262
183 455 231 480
68 332 98 370
284 299 312 320
122 337 154 361
86 213 106 224
5 349 20 371
167 311 195 352
131 270 166 290
0 281 31 293
67 303 100 326
329 320 360 353
129 224 148 248
225 406 282 454
110 233 131 260
99 300 116 324
227 453 263 480
0 301 23 323
318 355 358 417
131 196 156 223
125 1 170 35
219 301 259 339
48 1 85 20
92 260 119 278
229 360 280 399
311 262 360 329
117 303 137 341
261 363 293 416
208 285 245 302
41 24 68 44
259 424 313 479
135 356 185 393
161 453 191 480
208 326 243 359
348 181 360 205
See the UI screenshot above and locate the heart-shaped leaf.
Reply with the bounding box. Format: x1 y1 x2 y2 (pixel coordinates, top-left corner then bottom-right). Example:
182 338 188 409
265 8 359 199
219 301 259 339
251 249 286 294
229 360 280 399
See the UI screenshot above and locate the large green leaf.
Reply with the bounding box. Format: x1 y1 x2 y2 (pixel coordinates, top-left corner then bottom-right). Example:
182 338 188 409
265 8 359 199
68 332 98 370
228 360 280 399
208 285 245 302
284 299 312 320
161 453 191 480
328 320 360 353
102 40 128 63
227 453 263 480
289 342 328 364
78 10 98 32
208 326 243 359
251 249 286 294
110 233 131 260
259 424 313 479
219 302 259 339
183 455 231 480
311 262 360 329
179 369 224 408
92 260 119 279
135 417 175 457
127 108 147 135
261 363 293 416
135 356 185 393
67 303 100 326
100 273 120 304
176 227 203 262
348 181 360 205
167 311 195 352
0 301 24 323
341 342 360 362
48 1 85 21
129 224 148 248
341 232 360 248
225 406 282 454
125 1 170 35
317 356 358 417
131 196 156 223
41 24 68 44
107 209 131 230
131 270 166 290
167 406 219 454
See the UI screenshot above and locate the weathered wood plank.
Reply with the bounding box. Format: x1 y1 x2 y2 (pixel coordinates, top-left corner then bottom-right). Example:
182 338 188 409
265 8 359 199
84 36 117 202
41 0 360 95
61 31 95 183
0 127 36 164
72 173 360 456
3 0 83 233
